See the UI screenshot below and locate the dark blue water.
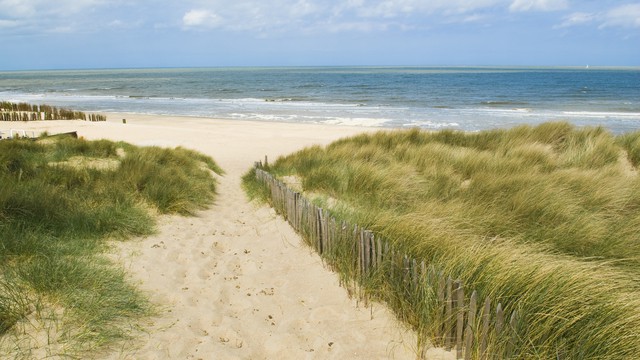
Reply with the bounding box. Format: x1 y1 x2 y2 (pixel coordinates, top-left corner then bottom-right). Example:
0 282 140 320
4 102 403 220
1 67 639 132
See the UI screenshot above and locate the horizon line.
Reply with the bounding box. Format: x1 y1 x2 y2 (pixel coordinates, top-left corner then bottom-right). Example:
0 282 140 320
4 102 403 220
3 64 640 72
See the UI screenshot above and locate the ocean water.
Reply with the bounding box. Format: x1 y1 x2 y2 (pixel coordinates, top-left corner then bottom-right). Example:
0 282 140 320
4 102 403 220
0 67 639 133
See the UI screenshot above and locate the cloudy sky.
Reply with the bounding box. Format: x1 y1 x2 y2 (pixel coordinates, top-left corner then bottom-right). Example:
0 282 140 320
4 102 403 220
1 0 639 70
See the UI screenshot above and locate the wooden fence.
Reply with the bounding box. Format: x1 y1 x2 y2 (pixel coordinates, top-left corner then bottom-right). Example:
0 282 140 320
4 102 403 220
254 163 521 359
0 102 106 122
0 111 106 122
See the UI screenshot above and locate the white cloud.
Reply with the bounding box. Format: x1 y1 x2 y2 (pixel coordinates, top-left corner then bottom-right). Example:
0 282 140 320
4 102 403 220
553 4 640 30
0 0 119 35
2 0 637 40
183 9 223 28
289 0 321 18
509 0 568 12
180 1 318 33
0 0 107 18
555 12 595 28
0 19 20 28
0 0 37 17
108 19 125 28
457 13 491 23
601 3 640 28
340 0 501 18
325 21 389 33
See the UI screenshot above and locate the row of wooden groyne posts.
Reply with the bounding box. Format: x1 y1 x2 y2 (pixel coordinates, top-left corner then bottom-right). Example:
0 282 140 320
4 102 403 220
254 162 521 360
0 102 106 122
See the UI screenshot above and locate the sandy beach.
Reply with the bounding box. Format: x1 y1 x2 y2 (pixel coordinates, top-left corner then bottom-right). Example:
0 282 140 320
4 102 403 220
4 115 453 359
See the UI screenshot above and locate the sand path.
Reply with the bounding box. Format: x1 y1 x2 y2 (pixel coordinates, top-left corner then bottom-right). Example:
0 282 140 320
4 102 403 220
8 117 452 359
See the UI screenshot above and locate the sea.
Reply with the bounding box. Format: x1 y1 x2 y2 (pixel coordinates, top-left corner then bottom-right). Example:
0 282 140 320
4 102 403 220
1 66 639 133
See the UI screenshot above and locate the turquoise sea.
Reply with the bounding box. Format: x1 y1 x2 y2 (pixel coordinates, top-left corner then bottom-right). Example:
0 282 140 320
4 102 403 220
1 67 639 133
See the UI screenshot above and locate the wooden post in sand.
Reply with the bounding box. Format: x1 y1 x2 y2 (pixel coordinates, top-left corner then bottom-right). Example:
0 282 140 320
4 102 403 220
480 296 490 358
496 303 504 336
455 280 464 359
465 290 478 359
317 207 324 254
445 276 453 349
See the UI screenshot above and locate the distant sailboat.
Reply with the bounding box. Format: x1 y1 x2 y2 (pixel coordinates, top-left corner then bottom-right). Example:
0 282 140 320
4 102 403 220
586 65 590 69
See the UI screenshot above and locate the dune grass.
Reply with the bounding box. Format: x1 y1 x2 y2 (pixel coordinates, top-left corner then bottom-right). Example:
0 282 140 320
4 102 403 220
244 122 640 359
0 136 222 356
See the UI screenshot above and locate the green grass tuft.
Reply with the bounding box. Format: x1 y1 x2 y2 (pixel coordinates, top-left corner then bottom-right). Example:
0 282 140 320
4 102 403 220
0 136 223 355
244 122 640 359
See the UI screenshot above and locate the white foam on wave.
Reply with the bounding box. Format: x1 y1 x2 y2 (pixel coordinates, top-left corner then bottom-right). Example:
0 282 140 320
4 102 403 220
561 111 640 119
403 120 460 129
3 90 640 133
321 117 389 127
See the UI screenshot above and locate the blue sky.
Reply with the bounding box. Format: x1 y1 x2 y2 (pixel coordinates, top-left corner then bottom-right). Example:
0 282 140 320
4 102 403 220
0 0 638 70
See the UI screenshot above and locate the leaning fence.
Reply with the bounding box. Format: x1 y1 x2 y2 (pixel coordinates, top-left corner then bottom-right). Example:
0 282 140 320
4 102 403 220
254 163 521 360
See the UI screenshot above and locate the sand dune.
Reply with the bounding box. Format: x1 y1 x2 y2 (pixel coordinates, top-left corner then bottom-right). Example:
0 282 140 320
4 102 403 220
8 115 453 359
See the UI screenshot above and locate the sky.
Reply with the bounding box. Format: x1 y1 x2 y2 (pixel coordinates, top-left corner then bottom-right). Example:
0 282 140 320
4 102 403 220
0 0 639 70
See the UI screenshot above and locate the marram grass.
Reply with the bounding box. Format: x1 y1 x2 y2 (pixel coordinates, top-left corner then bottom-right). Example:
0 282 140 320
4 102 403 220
0 136 223 356
245 122 640 359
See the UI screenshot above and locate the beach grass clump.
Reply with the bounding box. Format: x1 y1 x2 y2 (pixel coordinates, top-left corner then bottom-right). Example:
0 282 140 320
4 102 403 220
244 122 640 359
0 136 222 355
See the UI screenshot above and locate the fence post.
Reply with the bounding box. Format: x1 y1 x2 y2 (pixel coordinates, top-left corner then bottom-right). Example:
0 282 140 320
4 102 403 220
317 207 324 254
435 272 445 343
481 297 491 359
370 232 377 269
496 303 504 335
455 280 464 359
445 276 453 349
411 259 418 293
353 225 361 279
465 324 473 360
466 290 478 359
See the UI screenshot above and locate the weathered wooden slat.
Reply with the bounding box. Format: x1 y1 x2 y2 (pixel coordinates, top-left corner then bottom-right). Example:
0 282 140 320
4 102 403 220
322 209 329 256
377 236 383 268
363 230 371 276
445 276 453 349
481 296 490 359
359 228 365 278
403 255 410 285
464 324 473 360
328 215 335 257
436 272 445 342
412 259 419 290
455 280 464 359
315 206 321 252
389 248 395 280
294 192 298 229
330 218 336 260
496 303 504 336
469 290 478 330
355 228 361 277
370 232 377 269
318 207 325 254
383 241 390 273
